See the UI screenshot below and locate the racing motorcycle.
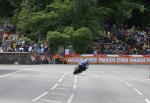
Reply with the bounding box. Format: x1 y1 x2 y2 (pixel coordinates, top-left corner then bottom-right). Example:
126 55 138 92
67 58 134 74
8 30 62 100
73 64 89 75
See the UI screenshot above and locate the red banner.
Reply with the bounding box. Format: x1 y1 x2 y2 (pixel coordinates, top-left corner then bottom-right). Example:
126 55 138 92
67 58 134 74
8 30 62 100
65 54 150 64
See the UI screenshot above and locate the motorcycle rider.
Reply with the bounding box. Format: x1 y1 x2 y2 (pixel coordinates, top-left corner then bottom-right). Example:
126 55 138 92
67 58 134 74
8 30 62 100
78 58 89 71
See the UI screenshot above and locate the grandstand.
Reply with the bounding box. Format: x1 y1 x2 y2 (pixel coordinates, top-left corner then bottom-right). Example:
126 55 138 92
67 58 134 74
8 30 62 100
92 25 150 55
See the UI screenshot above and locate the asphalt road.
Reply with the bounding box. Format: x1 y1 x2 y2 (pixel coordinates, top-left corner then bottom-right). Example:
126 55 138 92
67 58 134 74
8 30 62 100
0 65 150 103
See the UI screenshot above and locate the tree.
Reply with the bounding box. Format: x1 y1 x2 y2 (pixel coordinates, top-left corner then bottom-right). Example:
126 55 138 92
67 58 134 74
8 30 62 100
0 0 148 43
47 31 70 54
70 0 110 33
72 27 93 54
0 0 13 18
63 26 74 36
14 0 72 41
98 0 144 24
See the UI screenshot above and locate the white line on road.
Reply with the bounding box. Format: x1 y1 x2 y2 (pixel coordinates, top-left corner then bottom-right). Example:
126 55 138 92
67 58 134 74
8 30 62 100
52 92 67 96
74 79 77 83
133 78 149 81
73 84 77 90
62 72 68 78
145 99 150 103
73 76 77 90
51 83 59 90
0 70 25 78
58 78 63 82
40 99 61 103
57 88 68 90
32 92 48 102
117 77 147 81
134 88 143 95
67 93 74 103
125 82 132 87
75 75 78 79
117 78 124 82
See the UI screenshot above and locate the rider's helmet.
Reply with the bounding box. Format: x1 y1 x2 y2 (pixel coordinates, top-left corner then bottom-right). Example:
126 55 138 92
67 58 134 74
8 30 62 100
84 59 89 63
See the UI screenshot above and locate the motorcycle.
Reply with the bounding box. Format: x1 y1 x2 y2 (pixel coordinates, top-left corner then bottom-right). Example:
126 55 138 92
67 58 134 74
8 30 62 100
73 64 89 75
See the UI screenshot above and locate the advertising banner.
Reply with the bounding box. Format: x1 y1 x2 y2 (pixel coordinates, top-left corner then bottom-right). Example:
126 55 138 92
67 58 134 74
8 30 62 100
65 55 150 64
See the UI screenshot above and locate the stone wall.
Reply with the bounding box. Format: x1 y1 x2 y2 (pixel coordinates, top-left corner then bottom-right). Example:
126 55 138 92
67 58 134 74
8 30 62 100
0 52 32 64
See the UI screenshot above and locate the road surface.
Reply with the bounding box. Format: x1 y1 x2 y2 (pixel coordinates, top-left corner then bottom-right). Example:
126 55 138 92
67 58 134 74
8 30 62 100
0 65 150 103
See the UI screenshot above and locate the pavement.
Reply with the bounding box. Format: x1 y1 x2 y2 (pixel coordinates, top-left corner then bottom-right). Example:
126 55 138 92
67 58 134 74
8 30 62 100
0 65 150 103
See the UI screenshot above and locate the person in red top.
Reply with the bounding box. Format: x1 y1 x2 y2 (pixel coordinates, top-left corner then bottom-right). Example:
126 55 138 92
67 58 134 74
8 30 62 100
31 54 36 64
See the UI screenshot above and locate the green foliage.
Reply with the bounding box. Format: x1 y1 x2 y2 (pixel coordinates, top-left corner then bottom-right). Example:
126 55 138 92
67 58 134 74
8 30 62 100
98 0 145 24
18 36 31 42
0 0 149 46
45 0 72 31
72 27 92 54
63 26 74 36
13 0 72 41
70 0 105 33
47 31 70 54
0 0 13 17
0 0 148 26
15 7 33 33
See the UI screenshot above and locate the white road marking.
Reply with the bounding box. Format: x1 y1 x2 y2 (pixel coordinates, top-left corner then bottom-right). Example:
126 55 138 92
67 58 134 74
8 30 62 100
75 75 78 79
57 88 68 90
67 93 74 103
63 78 73 81
73 84 77 90
134 88 143 95
58 78 63 82
0 70 25 78
32 92 48 102
52 72 68 89
51 83 59 90
52 92 67 96
131 79 141 81
125 82 132 87
33 72 69 102
129 78 149 82
73 76 77 90
40 99 61 103
62 72 68 78
117 78 124 82
23 69 29 71
74 79 77 83
145 99 150 103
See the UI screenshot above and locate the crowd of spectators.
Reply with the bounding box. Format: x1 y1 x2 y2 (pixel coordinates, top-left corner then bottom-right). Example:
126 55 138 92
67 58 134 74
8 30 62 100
94 24 150 55
1 41 49 53
3 23 16 33
1 23 150 55
1 23 48 53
